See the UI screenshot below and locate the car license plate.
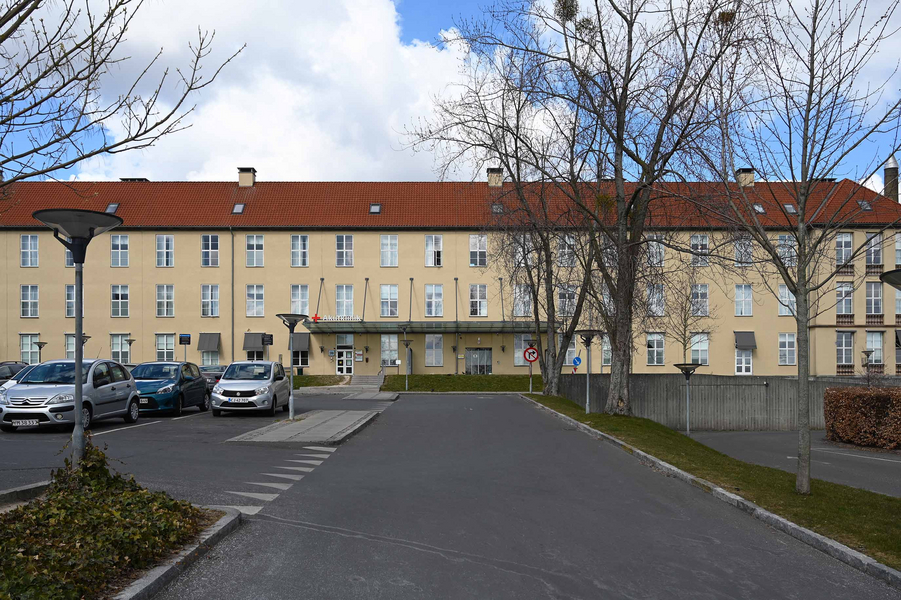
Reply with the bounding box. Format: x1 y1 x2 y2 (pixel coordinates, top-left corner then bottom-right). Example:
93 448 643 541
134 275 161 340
139 398 149 404
12 419 39 426
229 398 250 403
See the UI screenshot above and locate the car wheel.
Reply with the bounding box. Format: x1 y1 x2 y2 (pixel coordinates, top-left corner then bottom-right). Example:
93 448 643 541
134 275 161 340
173 394 183 417
199 392 210 412
212 408 221 417
81 405 92 430
0 423 16 432
124 398 140 423
269 395 278 416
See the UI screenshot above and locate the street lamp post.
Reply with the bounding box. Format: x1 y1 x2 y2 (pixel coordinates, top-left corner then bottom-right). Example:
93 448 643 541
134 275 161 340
276 313 308 420
674 363 701 436
401 325 410 392
32 209 122 462
34 341 47 363
576 330 598 415
861 349 874 387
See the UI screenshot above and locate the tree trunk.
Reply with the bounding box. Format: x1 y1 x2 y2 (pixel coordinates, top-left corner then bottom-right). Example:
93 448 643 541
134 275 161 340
544 361 560 396
795 289 811 494
605 341 631 414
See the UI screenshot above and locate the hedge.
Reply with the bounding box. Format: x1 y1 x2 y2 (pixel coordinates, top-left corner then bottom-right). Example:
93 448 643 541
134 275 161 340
824 386 901 450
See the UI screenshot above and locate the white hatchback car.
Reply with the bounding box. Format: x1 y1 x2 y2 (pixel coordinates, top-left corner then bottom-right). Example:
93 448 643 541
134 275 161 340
211 361 290 417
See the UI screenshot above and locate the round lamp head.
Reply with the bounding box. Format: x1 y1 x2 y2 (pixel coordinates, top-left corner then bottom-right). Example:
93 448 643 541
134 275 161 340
125 338 136 345
32 209 123 240
881 269 901 291
277 313 308 327
33 341 48 349
674 362 701 380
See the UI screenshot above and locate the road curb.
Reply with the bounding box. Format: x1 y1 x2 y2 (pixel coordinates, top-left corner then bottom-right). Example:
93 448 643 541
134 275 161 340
0 480 50 505
392 391 532 395
114 506 243 600
517 394 901 592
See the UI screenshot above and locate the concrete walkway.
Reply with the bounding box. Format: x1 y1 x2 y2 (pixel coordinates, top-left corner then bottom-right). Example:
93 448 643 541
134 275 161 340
226 410 378 444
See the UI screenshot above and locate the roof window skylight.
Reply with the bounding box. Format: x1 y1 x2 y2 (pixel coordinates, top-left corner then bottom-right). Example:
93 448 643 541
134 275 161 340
369 203 381 214
858 200 873 211
784 204 797 214
752 203 765 214
232 203 245 214
105 203 119 214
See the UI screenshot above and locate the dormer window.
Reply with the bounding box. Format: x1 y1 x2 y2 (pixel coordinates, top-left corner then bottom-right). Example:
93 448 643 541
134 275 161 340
105 203 119 214
232 203 245 214
752 203 765 214
858 200 873 211
491 203 504 214
369 203 381 214
784 204 797 215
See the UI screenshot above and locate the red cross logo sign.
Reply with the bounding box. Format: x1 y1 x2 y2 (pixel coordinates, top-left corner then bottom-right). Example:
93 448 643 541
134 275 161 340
311 314 321 322
523 347 539 363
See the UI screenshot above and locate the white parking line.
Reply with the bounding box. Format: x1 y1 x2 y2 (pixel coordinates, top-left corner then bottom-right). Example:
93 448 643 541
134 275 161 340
275 466 314 472
172 412 205 421
213 505 262 515
303 446 336 453
93 421 161 436
246 481 293 491
288 459 323 466
262 473 304 481
294 453 331 459
813 448 901 464
226 491 279 502
786 456 831 465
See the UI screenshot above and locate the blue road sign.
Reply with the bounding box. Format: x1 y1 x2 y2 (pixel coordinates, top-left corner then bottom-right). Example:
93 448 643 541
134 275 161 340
572 356 582 367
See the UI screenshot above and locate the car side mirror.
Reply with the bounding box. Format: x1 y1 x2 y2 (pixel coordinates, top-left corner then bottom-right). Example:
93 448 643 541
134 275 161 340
275 374 285 381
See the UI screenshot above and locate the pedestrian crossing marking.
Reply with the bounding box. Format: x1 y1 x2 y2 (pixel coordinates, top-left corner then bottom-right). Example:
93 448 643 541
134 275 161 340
295 453 331 459
246 481 293 491
288 459 323 466
225 491 280 502
304 446 337 452
275 466 315 472
262 472 304 481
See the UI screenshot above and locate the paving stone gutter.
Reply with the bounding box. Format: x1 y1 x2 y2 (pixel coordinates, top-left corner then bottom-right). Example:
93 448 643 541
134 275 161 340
518 393 901 592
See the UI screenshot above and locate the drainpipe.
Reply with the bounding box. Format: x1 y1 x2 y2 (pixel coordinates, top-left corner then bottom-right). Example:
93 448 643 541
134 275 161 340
361 277 369 321
408 277 414 322
230 228 235 362
315 277 325 315
454 277 459 375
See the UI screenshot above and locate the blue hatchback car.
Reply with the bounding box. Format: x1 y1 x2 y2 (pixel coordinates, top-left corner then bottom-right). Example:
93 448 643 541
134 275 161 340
131 362 210 415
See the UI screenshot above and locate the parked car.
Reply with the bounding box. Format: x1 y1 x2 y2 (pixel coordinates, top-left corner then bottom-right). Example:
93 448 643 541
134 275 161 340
0 364 36 391
211 361 290 417
0 361 29 385
131 362 210 415
0 359 139 432
199 365 226 392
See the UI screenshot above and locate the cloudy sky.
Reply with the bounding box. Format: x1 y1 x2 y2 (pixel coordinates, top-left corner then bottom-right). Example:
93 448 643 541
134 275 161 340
64 0 901 186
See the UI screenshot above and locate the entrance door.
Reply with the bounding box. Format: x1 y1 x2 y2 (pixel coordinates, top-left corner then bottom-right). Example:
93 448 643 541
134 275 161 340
336 334 354 376
465 348 492 375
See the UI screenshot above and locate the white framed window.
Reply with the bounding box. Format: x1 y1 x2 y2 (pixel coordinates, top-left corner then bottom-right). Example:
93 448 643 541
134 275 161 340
866 233 883 265
381 334 399 366
896 288 901 316
246 234 264 267
560 336 578 365
201 234 219 267
735 284 752 316
246 284 265 317
247 350 264 361
291 234 309 267
425 284 443 317
836 331 854 365
514 233 534 269
867 331 884 364
647 284 664 317
469 234 487 267
156 235 174 267
203 351 220 366
735 349 753 374
65 334 76 359
646 234 664 267
336 284 353 317
156 285 174 317
291 350 309 368
866 282 882 315
559 285 577 317
20 234 38 267
778 333 796 365
425 235 443 267
380 284 398 317
201 284 220 317
111 285 129 317
20 285 38 317
690 234 709 266
111 234 129 267
469 284 487 316
602 335 612 366
111 334 130 364
836 282 853 315
777 234 797 267
65 284 81 318
380 235 398 267
647 333 664 365
734 236 752 267
836 232 852 265
20 334 39 364
778 285 797 316
558 234 576 267
156 334 175 361
690 333 709 365
425 334 443 367
64 237 73 267
291 284 309 315
896 233 901 266
691 284 708 317
514 334 531 367
513 284 532 317
336 234 354 267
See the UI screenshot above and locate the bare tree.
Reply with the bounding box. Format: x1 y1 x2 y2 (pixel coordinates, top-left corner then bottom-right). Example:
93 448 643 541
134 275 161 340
0 0 243 192
709 0 901 494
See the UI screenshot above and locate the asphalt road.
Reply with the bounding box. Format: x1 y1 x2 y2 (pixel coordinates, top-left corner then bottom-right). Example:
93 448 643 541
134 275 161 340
2 394 896 598
693 430 901 498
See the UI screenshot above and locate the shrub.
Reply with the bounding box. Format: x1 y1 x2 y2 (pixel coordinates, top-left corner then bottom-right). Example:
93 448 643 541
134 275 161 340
0 440 207 600
824 386 901 450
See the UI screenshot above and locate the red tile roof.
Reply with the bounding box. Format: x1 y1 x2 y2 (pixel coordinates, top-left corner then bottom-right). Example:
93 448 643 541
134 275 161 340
0 178 897 229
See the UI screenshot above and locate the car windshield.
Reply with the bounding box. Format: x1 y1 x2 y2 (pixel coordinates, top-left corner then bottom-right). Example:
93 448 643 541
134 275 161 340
199 366 224 373
19 362 90 385
223 364 271 380
11 365 36 381
131 364 180 380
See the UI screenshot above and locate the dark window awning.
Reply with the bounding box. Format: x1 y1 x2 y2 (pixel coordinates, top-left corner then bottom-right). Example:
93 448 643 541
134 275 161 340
304 320 550 334
291 332 310 351
734 331 757 350
243 333 264 352
197 333 220 352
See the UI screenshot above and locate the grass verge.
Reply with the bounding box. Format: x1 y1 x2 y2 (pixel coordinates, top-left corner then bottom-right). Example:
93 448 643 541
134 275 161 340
529 394 901 571
293 375 345 388
382 374 543 392
0 440 214 600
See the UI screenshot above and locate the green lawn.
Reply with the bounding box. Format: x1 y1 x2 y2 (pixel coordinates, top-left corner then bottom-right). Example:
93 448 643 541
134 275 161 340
529 394 901 571
292 375 345 388
382 374 543 392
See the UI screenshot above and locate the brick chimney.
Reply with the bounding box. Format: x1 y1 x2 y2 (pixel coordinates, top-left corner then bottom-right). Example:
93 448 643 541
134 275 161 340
238 167 257 187
736 168 755 188
487 167 503 188
884 156 898 203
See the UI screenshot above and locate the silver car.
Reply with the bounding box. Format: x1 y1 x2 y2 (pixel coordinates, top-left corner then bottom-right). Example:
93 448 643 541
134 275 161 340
211 361 290 417
0 359 140 432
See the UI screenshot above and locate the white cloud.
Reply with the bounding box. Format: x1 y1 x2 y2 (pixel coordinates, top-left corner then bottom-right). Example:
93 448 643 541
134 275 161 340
73 0 465 182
